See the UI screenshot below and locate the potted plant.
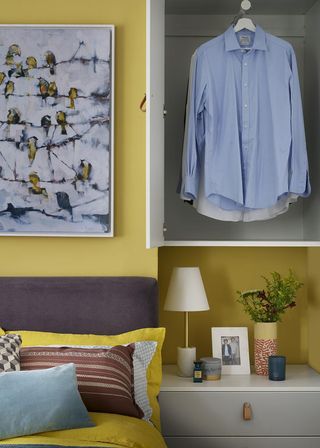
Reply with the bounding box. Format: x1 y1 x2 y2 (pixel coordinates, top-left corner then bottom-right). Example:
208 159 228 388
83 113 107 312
237 270 303 375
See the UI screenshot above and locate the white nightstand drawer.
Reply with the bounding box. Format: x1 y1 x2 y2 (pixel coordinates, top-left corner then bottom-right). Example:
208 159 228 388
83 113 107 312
160 391 320 437
164 437 320 448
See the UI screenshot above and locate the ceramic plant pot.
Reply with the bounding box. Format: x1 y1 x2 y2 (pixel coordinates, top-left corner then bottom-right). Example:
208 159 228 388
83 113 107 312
254 322 278 375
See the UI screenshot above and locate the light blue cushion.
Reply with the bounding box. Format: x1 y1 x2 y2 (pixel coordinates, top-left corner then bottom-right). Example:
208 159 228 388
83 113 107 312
0 363 94 440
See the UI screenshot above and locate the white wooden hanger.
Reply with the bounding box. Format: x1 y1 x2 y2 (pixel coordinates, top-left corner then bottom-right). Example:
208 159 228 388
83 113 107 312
234 0 256 32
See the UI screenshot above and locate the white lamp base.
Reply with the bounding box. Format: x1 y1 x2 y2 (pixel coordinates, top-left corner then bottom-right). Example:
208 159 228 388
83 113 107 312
177 346 196 377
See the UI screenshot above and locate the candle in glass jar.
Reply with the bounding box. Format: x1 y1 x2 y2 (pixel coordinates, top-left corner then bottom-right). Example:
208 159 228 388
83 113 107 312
268 355 286 381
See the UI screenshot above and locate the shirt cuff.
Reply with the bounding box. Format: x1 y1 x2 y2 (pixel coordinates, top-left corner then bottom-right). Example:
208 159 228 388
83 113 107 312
182 175 198 200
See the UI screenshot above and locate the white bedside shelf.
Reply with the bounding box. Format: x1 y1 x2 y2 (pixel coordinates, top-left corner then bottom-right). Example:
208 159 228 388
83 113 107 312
161 364 320 392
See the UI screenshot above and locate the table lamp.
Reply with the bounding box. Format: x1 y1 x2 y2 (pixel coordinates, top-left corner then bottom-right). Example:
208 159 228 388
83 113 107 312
164 267 210 377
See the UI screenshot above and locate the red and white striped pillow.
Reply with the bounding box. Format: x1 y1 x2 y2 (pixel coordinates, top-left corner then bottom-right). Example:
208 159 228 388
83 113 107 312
20 345 143 418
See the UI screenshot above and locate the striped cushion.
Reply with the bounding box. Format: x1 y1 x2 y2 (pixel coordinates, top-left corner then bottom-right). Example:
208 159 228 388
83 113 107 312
20 345 143 419
59 341 157 422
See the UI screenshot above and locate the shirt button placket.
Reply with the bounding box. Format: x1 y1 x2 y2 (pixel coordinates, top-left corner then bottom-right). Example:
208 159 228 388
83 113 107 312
243 60 249 140
242 56 250 202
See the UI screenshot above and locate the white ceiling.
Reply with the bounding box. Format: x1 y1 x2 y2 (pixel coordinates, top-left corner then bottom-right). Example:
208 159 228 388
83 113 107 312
166 0 319 15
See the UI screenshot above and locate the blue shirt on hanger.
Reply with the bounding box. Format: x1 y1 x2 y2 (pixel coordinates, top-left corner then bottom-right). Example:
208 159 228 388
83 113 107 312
179 25 310 212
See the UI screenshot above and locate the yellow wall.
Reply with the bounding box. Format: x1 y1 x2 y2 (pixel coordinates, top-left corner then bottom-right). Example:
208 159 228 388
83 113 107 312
159 247 308 365
307 248 320 371
0 0 157 278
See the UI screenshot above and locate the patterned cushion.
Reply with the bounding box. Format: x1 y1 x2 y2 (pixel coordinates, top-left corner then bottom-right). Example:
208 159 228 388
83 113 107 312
131 341 157 422
20 345 143 418
56 341 158 422
0 334 21 372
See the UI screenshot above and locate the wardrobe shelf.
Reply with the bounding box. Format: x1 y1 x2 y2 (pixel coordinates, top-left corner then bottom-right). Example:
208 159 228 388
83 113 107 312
164 241 320 247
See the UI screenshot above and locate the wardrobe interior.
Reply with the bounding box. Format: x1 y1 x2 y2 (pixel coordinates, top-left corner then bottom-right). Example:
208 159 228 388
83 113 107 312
163 0 320 244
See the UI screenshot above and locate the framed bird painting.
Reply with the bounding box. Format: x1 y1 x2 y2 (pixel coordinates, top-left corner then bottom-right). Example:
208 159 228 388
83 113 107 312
0 25 114 236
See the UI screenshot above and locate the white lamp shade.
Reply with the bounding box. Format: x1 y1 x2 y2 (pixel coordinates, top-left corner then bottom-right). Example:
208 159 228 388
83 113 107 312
164 267 210 312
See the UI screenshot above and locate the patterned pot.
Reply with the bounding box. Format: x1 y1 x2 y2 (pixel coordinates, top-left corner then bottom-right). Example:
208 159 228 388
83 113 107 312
254 322 278 375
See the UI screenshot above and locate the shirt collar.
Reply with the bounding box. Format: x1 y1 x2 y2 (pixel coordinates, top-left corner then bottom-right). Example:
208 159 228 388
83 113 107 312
224 25 267 52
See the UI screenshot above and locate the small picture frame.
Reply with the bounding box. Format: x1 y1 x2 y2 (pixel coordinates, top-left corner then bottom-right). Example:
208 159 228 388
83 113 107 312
211 327 250 375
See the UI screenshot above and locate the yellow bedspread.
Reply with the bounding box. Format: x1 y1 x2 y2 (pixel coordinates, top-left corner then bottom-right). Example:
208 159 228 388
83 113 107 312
0 413 167 448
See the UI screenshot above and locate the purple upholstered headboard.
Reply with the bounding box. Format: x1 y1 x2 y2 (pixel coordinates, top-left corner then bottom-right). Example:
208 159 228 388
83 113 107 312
0 277 158 335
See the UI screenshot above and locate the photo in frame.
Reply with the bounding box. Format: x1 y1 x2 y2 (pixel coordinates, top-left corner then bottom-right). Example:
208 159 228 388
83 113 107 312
0 25 114 236
212 327 251 374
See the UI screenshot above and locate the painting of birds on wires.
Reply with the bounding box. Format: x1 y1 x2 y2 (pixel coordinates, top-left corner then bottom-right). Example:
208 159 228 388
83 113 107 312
0 25 114 236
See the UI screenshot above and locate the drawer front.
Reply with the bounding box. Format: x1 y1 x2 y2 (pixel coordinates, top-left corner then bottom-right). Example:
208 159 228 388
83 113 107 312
159 391 320 437
164 437 320 448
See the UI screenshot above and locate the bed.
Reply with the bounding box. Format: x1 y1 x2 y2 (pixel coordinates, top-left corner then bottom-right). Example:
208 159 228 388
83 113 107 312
0 276 167 448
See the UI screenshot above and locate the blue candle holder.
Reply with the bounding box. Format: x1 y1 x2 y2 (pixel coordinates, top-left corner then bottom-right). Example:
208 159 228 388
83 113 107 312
268 355 286 381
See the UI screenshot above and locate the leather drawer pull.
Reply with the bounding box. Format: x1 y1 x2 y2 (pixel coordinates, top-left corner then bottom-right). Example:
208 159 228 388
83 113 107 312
243 402 252 421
